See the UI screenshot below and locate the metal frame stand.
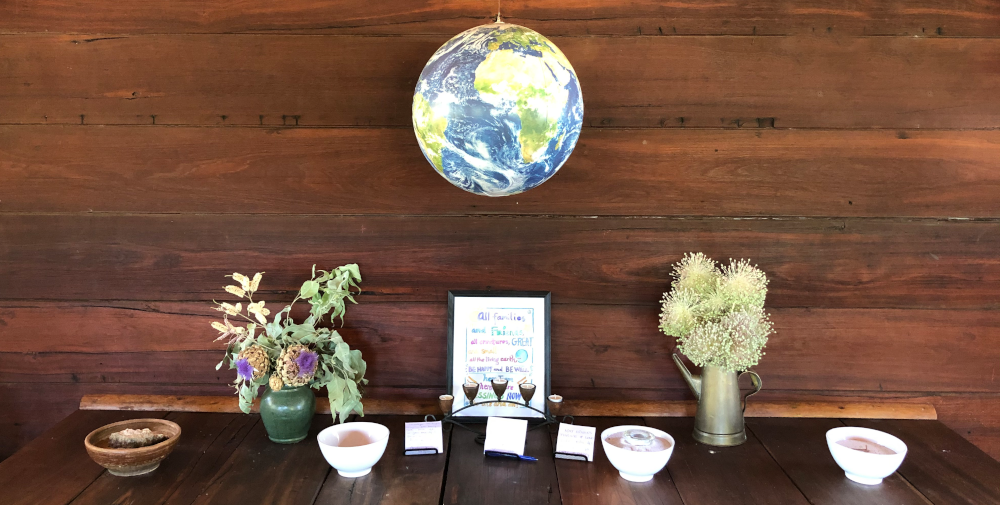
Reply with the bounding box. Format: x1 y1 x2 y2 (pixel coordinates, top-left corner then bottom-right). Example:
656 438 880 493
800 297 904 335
427 399 573 444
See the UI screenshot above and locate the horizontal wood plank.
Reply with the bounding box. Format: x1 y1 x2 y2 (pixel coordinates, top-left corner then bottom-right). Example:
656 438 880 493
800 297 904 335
747 418 930 505
0 382 231 460
648 417 810 504
185 415 330 505
2 35 998 128
444 422 559 505
70 412 258 505
850 419 1000 503
314 415 450 505
2 303 999 393
4 127 1000 218
79 394 440 416
2 0 997 36
552 417 685 505
924 395 1000 463
76 394 938 421
1 215 998 308
0 409 167 505
566 400 937 420
3 384 995 462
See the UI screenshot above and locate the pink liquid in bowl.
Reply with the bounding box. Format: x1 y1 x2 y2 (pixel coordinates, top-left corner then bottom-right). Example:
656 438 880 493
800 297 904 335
836 437 897 455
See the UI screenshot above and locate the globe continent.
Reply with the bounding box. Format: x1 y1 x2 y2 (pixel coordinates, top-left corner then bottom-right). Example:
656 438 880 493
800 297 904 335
413 23 584 197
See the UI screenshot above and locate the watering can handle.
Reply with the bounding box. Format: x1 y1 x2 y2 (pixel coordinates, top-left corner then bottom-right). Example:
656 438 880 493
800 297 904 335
739 371 762 413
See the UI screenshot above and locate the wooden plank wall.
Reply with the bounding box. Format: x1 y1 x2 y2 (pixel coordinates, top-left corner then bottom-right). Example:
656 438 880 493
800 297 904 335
1 1 999 461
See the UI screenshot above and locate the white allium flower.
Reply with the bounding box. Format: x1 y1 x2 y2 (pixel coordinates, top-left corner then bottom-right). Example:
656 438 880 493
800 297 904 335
659 252 773 372
659 289 701 337
225 285 246 298
717 259 768 312
672 252 719 297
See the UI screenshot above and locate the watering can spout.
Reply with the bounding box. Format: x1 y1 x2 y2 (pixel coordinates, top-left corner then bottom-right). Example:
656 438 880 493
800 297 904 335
672 353 702 400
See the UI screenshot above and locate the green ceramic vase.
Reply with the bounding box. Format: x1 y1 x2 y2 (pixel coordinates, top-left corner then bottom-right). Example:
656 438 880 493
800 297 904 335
259 385 315 444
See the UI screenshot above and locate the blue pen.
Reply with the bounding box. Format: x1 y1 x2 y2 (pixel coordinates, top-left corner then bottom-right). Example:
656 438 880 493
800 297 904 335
485 450 537 462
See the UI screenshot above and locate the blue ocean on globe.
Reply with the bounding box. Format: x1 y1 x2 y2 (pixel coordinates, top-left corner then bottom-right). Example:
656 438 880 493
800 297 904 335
412 23 584 197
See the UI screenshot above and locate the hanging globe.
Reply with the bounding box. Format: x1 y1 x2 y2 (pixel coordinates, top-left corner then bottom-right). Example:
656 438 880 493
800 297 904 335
412 23 584 197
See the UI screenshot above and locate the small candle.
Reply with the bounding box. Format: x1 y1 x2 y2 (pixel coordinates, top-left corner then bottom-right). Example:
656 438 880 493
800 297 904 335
518 383 536 402
547 394 564 416
836 437 897 455
491 378 508 400
462 382 479 403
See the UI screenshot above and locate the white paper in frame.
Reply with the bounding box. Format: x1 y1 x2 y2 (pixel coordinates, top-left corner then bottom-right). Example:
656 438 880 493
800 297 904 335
447 291 551 420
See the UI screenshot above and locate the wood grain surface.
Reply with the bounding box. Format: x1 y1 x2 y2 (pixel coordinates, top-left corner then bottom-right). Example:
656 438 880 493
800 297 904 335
444 424 559 504
3 0 1000 465
9 410 1000 505
3 305 998 394
646 417 810 504
0 410 167 505
3 0 999 36
551 417 685 505
189 415 331 505
850 418 1000 504
314 415 450 505
70 412 258 505
747 418 930 504
3 303 998 391
3 127 1000 218
2 36 998 128
2 215 998 308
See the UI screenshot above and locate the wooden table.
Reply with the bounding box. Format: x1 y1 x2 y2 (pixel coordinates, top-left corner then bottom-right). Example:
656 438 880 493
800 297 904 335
3 411 999 505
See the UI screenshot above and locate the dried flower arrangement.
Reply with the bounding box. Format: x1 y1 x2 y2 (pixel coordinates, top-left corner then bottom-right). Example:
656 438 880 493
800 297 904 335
212 264 367 423
659 253 774 372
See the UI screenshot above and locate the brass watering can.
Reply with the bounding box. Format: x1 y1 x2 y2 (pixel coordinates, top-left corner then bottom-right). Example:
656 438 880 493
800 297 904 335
672 354 762 446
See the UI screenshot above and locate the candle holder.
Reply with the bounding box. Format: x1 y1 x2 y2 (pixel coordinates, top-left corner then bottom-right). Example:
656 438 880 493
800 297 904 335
519 383 536 403
547 395 563 417
430 384 571 438
438 394 454 415
462 382 479 404
491 378 508 402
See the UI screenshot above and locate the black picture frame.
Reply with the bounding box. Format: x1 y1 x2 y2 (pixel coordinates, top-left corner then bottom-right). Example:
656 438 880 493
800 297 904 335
446 290 551 423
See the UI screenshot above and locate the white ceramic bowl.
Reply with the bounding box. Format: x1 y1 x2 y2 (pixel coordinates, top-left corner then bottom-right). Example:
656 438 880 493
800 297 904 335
317 422 390 478
826 427 907 485
601 425 675 482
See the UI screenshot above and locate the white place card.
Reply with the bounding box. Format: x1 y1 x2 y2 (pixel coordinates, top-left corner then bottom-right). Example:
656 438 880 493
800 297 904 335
404 421 443 456
484 417 528 456
555 423 596 462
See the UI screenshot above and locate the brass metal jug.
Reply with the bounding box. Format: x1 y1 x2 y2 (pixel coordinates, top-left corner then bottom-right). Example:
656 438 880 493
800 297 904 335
672 353 762 446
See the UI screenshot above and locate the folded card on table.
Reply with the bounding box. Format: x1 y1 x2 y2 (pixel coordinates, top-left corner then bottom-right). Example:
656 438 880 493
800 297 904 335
404 421 443 455
484 417 528 456
555 423 596 462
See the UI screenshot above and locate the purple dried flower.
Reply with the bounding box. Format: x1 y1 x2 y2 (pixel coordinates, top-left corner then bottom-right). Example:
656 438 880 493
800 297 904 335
236 358 254 381
295 350 318 377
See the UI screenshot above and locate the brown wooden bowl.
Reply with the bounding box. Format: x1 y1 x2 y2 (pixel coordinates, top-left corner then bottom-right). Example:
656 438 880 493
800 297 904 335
84 418 181 476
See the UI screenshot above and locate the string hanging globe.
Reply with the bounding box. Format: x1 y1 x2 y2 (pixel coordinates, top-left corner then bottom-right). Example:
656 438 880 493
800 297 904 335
412 22 584 197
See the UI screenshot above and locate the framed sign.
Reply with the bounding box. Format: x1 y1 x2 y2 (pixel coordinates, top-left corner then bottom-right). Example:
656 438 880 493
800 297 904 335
446 291 551 420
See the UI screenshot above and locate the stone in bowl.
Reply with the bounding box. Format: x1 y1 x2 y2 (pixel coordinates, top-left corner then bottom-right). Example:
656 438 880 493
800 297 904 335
601 425 675 482
84 418 181 476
